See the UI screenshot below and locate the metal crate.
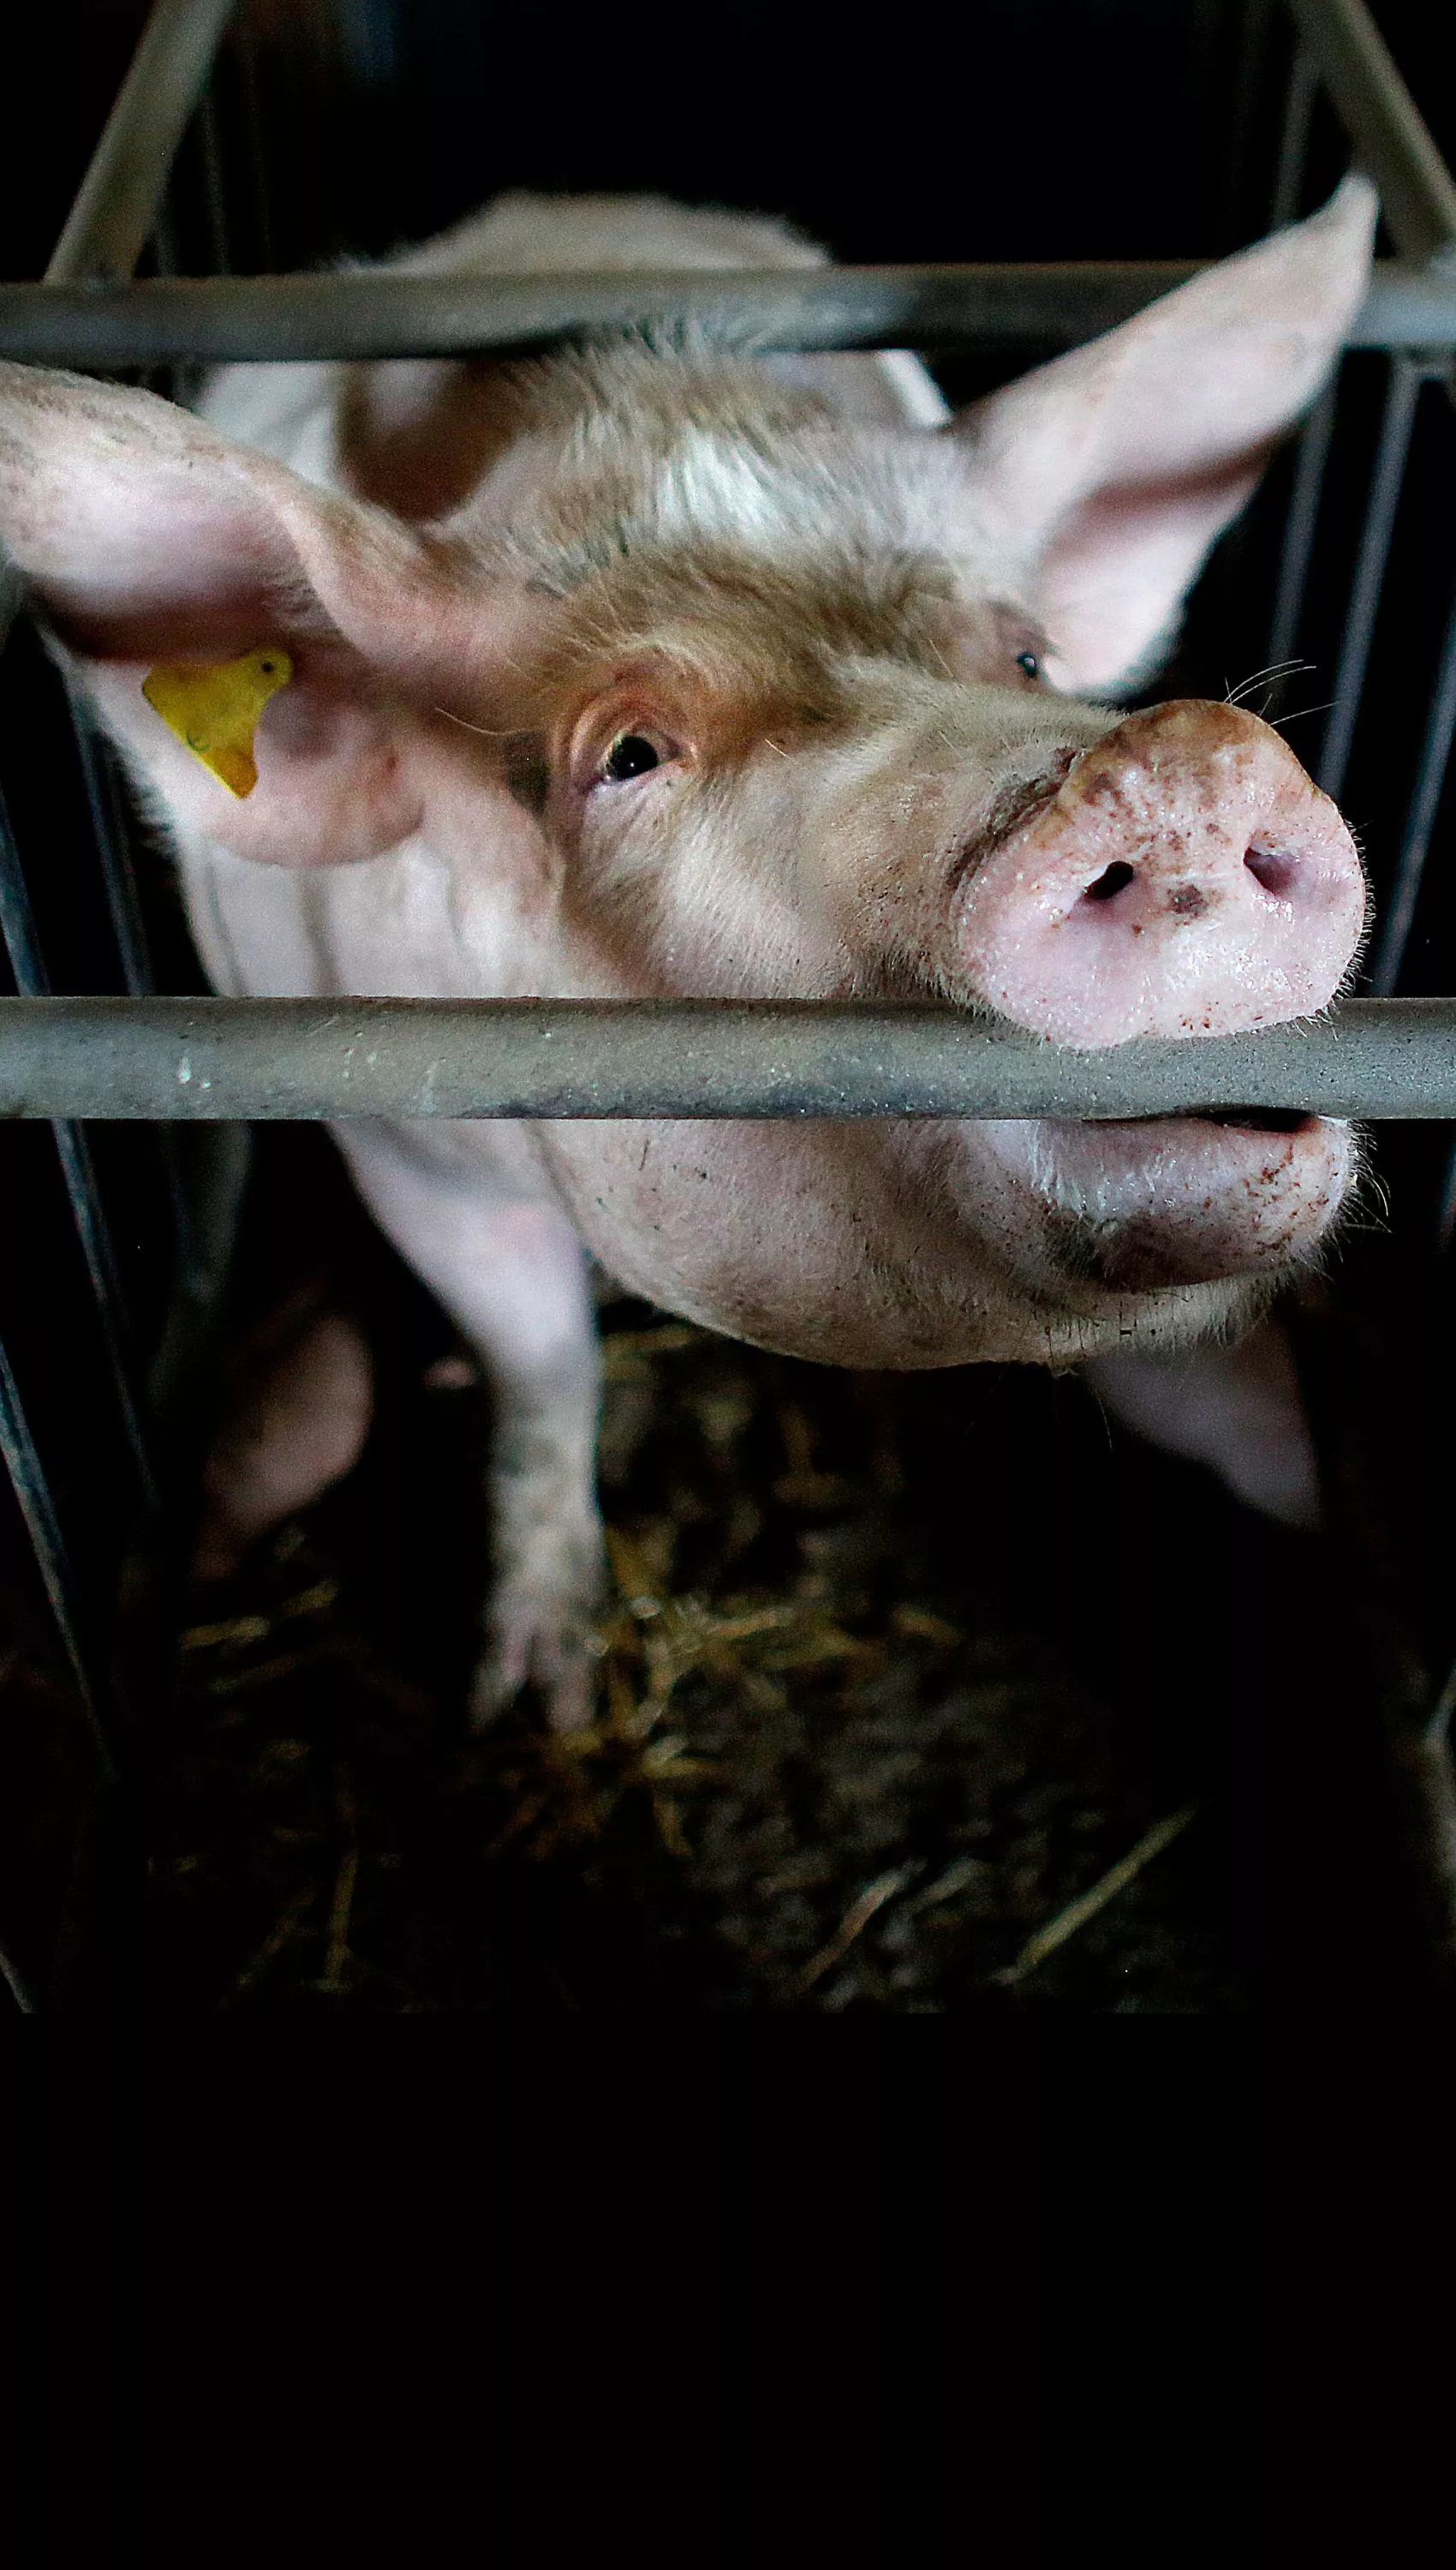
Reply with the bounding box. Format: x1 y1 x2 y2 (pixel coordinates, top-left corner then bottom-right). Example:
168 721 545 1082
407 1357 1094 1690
3 0 1455 2006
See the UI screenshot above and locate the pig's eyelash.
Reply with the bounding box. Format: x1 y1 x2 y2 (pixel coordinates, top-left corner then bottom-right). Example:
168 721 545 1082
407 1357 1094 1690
432 704 516 740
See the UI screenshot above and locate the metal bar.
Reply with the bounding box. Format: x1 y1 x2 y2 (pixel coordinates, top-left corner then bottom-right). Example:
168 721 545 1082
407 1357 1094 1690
231 15 276 279
1438 1137 1456 1255
0 995 1452 1123
1267 375 1339 667
193 85 231 277
1272 44 1318 227
44 0 238 285
0 787 155 1499
1286 0 1456 267
0 1336 106 1745
69 690 196 1254
1317 352 1424 801
71 720 154 1001
1369 572 1456 995
2 260 1453 366
1220 0 1280 246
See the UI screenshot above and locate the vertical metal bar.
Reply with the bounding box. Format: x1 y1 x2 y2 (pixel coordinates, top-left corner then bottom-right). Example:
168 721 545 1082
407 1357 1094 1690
0 784 156 1504
0 1338 107 1750
1317 353 1424 803
194 84 232 275
70 706 196 1258
1286 0 1456 268
44 0 239 285
0 1939 38 2013
1438 1139 1456 1256
1369 571 1456 994
71 720 154 1002
1218 0 1277 248
1272 45 1318 228
1267 374 1339 668
233 18 277 278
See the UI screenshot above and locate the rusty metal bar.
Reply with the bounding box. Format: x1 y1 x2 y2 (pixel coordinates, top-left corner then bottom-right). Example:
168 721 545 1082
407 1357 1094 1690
45 0 238 286
2 260 1452 367
0 995 1451 1123
1287 0 1456 267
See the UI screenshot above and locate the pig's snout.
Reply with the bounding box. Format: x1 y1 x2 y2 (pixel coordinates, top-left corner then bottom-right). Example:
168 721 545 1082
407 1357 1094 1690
953 702 1365 1046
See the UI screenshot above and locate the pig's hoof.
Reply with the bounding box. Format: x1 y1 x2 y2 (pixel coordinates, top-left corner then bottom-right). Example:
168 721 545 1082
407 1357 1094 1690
468 1609 599 1736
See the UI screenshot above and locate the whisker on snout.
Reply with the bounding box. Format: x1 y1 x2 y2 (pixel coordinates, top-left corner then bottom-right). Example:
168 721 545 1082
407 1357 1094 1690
1222 660 1314 709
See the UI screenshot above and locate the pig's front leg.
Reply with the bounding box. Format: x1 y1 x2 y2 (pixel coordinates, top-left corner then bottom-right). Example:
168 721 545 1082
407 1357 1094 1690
338 1127 605 1732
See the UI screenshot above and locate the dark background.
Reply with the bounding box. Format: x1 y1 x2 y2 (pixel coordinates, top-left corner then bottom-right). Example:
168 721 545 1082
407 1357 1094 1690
9 1 1454 274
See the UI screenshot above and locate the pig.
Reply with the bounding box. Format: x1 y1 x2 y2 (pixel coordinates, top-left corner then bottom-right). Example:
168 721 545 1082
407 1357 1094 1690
0 178 1376 1726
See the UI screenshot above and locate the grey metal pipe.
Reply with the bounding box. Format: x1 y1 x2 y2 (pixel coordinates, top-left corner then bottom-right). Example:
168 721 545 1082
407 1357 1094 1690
1272 44 1319 230
0 997 1452 1122
1288 0 1456 267
1370 579 1456 994
1267 375 1339 669
1317 351 1429 801
2 260 1453 368
45 0 238 286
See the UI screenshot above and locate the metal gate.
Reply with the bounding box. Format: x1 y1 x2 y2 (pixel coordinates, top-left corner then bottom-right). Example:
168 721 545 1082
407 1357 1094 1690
3 0 1455 2006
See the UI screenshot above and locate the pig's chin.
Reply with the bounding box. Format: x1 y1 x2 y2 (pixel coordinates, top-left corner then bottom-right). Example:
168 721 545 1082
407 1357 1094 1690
986 1110 1356 1291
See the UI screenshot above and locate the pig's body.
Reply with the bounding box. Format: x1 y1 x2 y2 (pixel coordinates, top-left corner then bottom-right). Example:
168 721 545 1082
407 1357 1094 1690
0 182 1376 1722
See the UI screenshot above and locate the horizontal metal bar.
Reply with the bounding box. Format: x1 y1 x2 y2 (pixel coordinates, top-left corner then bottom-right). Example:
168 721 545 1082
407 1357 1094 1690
2 260 1453 367
45 0 238 286
0 997 1452 1122
1288 0 1456 267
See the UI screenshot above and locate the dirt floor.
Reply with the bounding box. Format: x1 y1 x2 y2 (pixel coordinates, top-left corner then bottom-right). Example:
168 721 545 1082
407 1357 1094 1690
11 1122 1437 2013
116 1127 1292 2016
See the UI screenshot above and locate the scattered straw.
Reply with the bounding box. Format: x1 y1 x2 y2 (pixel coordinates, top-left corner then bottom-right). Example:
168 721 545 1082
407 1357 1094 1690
320 1844 360 1988
994 1807 1196 1986
223 1886 317 2003
793 1867 915 1995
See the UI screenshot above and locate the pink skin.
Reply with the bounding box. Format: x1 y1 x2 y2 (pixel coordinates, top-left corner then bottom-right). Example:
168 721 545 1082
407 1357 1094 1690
955 701 1365 1048
0 181 1378 1725
952 696 1365 1292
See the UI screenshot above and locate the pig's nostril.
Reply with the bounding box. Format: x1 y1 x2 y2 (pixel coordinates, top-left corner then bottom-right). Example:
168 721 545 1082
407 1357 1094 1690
1083 861 1137 904
1244 846 1297 896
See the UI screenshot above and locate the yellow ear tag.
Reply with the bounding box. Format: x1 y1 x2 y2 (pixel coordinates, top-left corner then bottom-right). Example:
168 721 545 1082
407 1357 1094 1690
141 648 293 798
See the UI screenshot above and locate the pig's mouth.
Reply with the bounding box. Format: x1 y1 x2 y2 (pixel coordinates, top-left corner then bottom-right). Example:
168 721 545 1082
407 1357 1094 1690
1088 1106 1316 1135
982 1107 1355 1292
1199 1106 1315 1134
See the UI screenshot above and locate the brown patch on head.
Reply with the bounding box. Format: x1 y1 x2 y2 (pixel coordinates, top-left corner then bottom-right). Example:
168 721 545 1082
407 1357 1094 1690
440 339 1041 745
1166 883 1209 918
339 361 528 521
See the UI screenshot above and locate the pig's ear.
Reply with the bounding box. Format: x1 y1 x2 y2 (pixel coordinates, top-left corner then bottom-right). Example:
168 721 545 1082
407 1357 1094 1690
955 176 1377 693
0 362 496 864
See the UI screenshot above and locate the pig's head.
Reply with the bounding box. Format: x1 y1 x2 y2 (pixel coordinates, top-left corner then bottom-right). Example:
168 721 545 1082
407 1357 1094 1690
0 178 1375 1365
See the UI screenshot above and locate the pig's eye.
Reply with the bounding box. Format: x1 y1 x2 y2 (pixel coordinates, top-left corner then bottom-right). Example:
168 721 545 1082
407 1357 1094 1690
600 732 664 784
1016 652 1041 681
